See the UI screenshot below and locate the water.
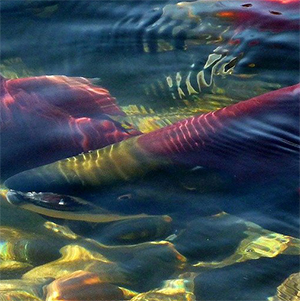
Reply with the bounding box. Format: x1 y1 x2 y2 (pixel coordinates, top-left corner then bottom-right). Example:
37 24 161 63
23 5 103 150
0 1 299 300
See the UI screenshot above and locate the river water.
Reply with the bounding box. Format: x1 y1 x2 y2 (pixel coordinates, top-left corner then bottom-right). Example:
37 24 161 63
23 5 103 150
0 1 299 300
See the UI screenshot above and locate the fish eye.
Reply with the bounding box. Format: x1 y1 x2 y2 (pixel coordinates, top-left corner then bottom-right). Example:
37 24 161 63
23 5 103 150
58 199 65 205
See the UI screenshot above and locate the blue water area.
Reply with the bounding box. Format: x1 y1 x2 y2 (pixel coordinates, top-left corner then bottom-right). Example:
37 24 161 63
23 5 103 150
0 0 299 300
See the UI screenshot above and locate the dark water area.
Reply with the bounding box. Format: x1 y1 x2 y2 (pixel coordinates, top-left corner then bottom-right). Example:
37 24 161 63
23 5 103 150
0 1 299 300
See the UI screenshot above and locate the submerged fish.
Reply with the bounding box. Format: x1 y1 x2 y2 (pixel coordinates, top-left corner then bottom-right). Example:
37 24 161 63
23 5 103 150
2 0 299 107
0 75 140 179
5 83 299 193
1 1 299 297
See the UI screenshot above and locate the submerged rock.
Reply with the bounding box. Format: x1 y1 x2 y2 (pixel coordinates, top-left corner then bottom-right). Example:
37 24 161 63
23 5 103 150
98 215 172 244
172 212 248 261
269 272 300 301
85 240 187 291
45 270 138 301
0 278 49 301
130 273 196 301
0 260 33 280
22 244 130 285
193 213 300 269
0 226 66 271
194 255 299 301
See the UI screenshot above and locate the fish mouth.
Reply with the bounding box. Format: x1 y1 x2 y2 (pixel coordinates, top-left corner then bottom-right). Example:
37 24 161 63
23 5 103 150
5 190 85 211
6 190 29 206
6 190 52 208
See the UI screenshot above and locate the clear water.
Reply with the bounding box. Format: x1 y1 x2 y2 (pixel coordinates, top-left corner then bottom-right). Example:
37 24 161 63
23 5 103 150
0 1 299 300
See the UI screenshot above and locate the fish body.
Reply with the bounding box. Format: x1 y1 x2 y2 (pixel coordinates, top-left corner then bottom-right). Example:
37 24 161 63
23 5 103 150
5 83 299 193
1 0 299 107
0 75 140 179
137 83 300 178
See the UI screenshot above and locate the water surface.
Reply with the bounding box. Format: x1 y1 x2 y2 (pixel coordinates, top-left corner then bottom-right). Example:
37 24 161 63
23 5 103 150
0 1 299 300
